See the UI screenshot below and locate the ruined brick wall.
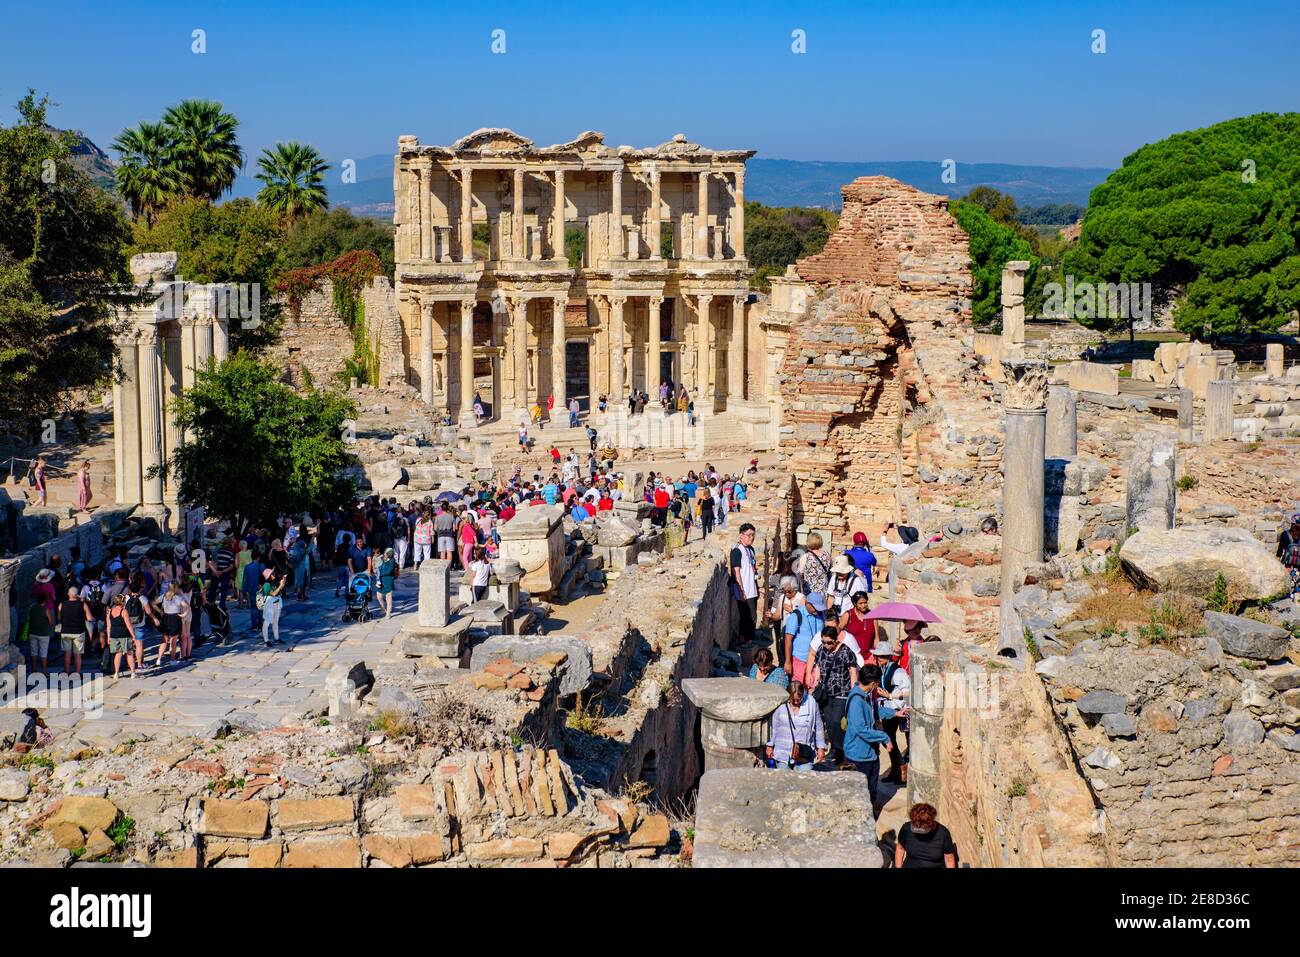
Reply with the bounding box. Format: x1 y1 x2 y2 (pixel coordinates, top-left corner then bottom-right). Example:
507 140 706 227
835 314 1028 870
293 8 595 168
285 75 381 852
265 279 354 389
362 277 406 389
781 176 995 537
1041 642 1300 866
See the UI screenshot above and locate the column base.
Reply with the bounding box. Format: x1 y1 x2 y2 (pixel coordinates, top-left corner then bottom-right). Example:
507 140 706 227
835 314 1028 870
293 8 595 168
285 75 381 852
458 411 479 430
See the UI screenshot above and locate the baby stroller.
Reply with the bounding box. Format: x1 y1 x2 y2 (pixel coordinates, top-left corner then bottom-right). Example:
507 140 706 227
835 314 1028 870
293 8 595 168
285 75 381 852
343 572 374 622
207 602 231 647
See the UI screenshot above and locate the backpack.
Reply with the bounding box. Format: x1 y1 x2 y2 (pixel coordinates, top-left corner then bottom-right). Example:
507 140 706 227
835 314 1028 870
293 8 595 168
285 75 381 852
390 514 408 540
125 593 144 622
84 581 106 616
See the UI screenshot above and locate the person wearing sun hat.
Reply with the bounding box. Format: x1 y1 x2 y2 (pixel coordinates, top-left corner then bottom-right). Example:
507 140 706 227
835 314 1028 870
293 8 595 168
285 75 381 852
872 640 911 783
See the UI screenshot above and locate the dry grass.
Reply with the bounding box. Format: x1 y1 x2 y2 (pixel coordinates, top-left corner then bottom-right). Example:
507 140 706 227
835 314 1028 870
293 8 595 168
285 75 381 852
565 691 604 735
1076 586 1155 634
372 709 415 739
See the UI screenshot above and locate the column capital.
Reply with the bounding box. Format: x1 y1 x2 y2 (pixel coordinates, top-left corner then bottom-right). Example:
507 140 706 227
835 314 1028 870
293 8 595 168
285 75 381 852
137 325 161 347
611 167 623 182
732 293 748 308
607 294 627 309
459 298 476 316
648 294 664 307
509 296 529 316
696 293 714 306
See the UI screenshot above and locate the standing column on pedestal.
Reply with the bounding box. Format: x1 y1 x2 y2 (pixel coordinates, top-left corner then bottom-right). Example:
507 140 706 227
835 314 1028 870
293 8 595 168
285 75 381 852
1267 343 1284 378
420 301 435 405
609 169 623 259
696 294 714 411
998 358 1048 658
1000 261 1031 351
459 300 476 425
609 295 627 403
459 167 474 263
647 296 663 393
138 327 165 507
551 297 567 410
732 169 746 259
728 295 746 400
512 168 525 259
116 331 141 505
696 170 710 260
1045 386 1077 458
649 167 662 260
512 298 529 411
552 170 566 261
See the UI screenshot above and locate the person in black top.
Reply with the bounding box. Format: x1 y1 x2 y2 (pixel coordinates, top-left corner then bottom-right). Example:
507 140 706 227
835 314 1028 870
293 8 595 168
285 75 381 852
58 584 91 675
895 802 957 869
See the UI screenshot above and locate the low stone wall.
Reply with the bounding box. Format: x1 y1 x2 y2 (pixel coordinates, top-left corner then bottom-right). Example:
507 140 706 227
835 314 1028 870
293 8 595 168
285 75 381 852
1057 361 1119 397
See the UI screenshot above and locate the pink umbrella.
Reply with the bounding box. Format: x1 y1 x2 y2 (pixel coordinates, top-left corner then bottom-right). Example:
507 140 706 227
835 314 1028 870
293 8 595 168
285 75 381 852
863 601 941 624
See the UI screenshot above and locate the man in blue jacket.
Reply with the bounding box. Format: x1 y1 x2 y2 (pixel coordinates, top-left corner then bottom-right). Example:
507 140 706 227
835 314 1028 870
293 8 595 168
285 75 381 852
844 664 900 811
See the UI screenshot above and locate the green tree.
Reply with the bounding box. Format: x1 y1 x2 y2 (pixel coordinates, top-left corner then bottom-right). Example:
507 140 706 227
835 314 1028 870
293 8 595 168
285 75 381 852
255 142 329 223
161 99 243 202
1063 112 1300 336
111 121 183 227
281 208 394 275
130 197 286 352
0 92 128 428
949 200 1037 327
161 353 357 528
743 201 839 290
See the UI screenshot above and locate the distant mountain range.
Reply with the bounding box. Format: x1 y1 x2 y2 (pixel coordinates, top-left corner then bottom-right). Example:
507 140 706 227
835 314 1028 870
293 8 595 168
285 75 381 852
70 132 1112 220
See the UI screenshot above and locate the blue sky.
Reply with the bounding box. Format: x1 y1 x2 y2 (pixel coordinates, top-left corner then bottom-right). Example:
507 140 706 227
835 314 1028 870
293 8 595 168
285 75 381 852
2 0 1296 168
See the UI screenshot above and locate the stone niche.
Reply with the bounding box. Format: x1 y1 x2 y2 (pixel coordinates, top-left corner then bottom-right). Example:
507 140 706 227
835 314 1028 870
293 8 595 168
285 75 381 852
496 506 566 597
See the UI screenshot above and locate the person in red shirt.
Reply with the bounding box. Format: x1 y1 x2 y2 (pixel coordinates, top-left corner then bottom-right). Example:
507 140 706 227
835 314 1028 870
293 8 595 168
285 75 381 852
597 494 614 512
549 446 561 466
652 485 670 527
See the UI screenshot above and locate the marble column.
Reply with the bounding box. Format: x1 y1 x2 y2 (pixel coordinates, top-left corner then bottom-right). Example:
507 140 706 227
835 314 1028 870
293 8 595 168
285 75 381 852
1000 261 1031 350
649 167 662 260
609 168 623 259
551 297 567 410
459 299 476 425
194 315 213 371
733 169 746 259
162 323 183 496
1267 343 1284 378
419 166 433 261
460 167 474 263
212 314 229 364
138 326 165 507
998 358 1047 657
728 295 746 400
1045 386 1077 458
647 295 663 393
180 317 197 392
1177 388 1194 443
609 295 627 402
696 170 710 260
696 294 714 412
512 168 525 260
420 300 435 405
552 170 566 261
512 298 529 410
1206 380 1234 442
116 331 141 505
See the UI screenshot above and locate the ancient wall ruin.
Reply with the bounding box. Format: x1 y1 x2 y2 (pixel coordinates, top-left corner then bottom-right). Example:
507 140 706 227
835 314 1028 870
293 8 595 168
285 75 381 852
778 176 996 537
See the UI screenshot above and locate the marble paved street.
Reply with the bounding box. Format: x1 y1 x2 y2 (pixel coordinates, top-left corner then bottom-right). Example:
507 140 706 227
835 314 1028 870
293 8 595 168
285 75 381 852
29 570 420 744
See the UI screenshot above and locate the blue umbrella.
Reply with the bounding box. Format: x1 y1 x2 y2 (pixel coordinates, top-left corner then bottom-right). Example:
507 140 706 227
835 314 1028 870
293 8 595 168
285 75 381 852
435 490 462 503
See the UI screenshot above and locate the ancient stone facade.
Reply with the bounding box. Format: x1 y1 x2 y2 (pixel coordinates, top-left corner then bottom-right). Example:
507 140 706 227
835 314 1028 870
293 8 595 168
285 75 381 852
774 177 992 537
391 128 772 435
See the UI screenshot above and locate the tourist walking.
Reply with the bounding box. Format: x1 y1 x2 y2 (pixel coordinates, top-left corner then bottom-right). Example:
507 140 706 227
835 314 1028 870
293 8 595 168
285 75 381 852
765 680 826 771
782 590 826 684
795 532 831 597
75 460 93 512
748 647 789 688
243 546 266 635
259 568 286 647
569 396 581 429
895 803 957 869
58 584 91 675
152 581 188 668
376 547 398 618
730 523 759 645
105 594 136 679
810 625 858 761
32 455 47 507
844 664 899 811
875 641 911 783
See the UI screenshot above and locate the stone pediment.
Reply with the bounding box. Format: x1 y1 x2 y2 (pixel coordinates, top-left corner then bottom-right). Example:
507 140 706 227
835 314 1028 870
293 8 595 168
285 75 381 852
452 128 534 153
543 131 613 157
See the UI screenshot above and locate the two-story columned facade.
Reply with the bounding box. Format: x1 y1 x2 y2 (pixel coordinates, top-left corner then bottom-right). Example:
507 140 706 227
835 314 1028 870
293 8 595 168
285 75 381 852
392 128 762 429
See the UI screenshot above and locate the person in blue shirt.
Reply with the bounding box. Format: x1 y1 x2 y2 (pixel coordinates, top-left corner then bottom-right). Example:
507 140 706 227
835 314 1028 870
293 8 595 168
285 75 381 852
570 502 591 522
783 591 826 686
541 482 559 506
844 531 877 592
844 664 899 811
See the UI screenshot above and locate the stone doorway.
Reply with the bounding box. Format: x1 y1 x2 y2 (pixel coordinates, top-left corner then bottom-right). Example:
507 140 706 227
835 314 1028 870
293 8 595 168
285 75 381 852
566 340 590 412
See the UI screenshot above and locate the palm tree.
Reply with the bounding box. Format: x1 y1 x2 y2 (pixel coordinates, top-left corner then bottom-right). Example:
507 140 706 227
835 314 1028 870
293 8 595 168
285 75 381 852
161 99 243 201
111 121 183 226
255 142 329 222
